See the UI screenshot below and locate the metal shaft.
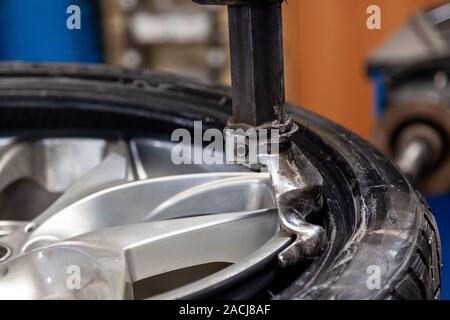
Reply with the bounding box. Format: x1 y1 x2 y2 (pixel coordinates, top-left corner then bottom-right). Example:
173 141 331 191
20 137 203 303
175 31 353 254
228 1 285 126
394 124 444 184
194 0 286 127
395 139 433 182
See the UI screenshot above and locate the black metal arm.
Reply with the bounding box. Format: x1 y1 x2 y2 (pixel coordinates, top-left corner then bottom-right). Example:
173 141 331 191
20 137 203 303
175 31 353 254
194 0 285 127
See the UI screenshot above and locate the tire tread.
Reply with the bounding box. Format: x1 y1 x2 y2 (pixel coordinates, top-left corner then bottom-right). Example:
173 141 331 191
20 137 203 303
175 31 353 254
390 198 441 300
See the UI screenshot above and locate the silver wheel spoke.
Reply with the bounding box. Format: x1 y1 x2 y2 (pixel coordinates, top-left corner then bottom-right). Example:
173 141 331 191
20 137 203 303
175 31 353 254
130 138 248 179
0 142 33 192
73 208 282 283
0 139 131 255
0 137 293 300
19 172 272 252
0 209 290 300
0 138 122 192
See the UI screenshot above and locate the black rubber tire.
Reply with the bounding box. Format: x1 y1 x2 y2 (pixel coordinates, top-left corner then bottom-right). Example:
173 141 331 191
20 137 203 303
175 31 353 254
0 62 442 300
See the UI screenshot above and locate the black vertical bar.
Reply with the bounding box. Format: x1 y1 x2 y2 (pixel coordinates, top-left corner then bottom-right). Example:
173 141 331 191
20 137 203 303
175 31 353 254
228 1 285 126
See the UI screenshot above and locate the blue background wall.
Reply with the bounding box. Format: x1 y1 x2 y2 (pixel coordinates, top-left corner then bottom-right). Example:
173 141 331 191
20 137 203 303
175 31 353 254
0 0 102 62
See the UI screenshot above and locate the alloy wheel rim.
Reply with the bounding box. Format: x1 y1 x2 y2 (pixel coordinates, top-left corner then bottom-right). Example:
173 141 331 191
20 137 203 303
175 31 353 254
0 135 292 299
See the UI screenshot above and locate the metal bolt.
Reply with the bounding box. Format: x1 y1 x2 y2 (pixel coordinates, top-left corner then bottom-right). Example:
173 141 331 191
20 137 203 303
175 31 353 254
24 222 36 233
0 245 11 262
236 143 248 158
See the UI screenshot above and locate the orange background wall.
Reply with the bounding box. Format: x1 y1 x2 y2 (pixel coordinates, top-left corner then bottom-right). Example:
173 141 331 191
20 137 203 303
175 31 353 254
283 0 444 138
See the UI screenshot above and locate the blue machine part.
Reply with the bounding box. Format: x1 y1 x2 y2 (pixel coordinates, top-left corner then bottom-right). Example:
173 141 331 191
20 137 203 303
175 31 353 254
0 0 102 62
369 69 386 118
428 194 450 299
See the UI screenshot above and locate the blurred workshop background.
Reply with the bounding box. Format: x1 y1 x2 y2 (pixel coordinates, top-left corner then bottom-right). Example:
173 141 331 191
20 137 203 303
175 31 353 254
0 0 443 138
0 0 449 296
0 0 444 138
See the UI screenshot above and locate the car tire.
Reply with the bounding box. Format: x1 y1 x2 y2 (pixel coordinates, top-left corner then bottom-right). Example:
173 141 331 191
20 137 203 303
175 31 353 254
0 62 442 300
